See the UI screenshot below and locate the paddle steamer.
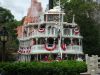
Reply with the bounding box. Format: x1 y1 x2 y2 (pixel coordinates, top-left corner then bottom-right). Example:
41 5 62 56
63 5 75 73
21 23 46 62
17 0 83 62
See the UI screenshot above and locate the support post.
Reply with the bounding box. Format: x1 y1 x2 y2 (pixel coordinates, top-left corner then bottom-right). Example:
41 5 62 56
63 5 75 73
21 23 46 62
40 54 41 61
37 54 38 61
85 54 91 73
36 38 38 50
70 38 73 50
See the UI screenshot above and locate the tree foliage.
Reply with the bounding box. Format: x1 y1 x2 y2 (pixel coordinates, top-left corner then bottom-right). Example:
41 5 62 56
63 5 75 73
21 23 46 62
76 15 99 55
0 7 21 61
54 0 100 55
0 61 87 75
0 7 14 25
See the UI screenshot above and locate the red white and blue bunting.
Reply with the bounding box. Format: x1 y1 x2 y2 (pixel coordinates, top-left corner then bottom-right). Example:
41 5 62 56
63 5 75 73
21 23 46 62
74 27 79 35
17 47 31 54
38 28 45 32
44 44 56 51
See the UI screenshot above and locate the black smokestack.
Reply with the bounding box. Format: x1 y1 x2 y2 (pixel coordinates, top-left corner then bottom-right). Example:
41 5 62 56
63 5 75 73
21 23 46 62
49 0 53 9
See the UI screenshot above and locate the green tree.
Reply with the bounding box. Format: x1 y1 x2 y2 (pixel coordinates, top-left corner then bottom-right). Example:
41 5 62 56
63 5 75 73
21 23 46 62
0 7 14 25
76 15 99 55
0 7 21 61
54 0 100 55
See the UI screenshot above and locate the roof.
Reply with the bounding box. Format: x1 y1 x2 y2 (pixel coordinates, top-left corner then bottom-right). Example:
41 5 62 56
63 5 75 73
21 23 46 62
45 6 65 14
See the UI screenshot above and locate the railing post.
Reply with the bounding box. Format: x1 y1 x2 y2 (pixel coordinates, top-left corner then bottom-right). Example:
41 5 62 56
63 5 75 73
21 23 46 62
95 55 98 73
70 29 72 36
85 54 91 73
91 55 96 75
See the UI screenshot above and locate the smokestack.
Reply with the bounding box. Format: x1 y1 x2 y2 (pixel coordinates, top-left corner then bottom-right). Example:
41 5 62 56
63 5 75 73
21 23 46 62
49 0 53 9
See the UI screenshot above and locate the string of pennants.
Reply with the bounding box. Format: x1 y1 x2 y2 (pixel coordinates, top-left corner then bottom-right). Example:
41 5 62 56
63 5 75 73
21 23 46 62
18 47 31 54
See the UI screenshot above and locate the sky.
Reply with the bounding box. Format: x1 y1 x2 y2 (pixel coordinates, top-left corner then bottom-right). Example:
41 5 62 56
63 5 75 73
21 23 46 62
0 0 49 20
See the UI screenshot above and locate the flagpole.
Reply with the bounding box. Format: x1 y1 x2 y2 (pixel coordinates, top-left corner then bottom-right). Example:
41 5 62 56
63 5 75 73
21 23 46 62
58 0 62 59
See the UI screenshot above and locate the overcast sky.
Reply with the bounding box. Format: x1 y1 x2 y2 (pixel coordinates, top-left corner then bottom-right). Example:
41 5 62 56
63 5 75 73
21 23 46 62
0 0 49 20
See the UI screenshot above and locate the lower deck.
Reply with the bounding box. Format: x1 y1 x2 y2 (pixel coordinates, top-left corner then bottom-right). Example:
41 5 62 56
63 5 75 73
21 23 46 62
18 53 83 62
31 45 83 54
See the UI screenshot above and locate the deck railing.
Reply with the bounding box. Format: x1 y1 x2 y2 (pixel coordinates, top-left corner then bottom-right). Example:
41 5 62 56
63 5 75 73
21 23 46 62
29 29 79 37
31 45 82 51
18 28 81 40
85 54 100 75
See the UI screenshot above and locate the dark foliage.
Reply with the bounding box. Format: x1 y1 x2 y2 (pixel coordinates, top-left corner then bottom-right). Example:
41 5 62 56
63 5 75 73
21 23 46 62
0 61 87 75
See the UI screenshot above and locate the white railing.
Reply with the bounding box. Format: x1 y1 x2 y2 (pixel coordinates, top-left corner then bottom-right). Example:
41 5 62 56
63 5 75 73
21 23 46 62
67 45 82 51
32 45 59 51
18 28 81 40
31 45 82 52
30 30 58 37
62 28 71 36
29 29 80 37
85 54 100 74
31 45 43 50
62 28 80 36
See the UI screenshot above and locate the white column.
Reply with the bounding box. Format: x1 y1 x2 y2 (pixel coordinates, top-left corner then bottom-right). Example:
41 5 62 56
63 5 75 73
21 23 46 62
27 55 29 62
23 41 25 47
36 38 38 50
26 55 28 62
31 27 33 36
27 55 30 62
30 55 31 62
79 39 81 52
46 38 47 43
46 25 48 35
70 38 73 50
27 27 29 37
24 40 26 47
23 55 25 62
37 54 38 61
20 55 21 62
21 55 23 62
50 27 52 35
62 38 64 43
39 54 41 60
80 39 83 52
28 55 31 62
18 54 21 62
22 26 24 38
70 29 72 36
61 14 64 35
46 15 47 22
54 27 55 35
38 24 40 35
79 39 81 45
54 38 56 43
25 55 27 62
58 35 62 59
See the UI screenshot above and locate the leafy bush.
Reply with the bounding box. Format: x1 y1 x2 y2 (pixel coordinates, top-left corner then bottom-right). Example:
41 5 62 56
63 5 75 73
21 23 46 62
0 61 87 75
